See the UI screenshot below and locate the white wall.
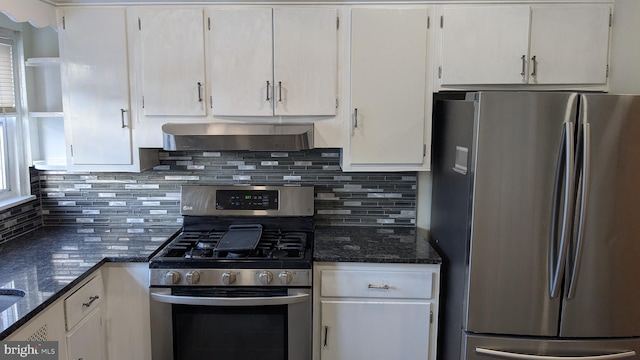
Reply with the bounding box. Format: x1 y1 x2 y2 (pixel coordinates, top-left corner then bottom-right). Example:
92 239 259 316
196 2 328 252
609 0 640 94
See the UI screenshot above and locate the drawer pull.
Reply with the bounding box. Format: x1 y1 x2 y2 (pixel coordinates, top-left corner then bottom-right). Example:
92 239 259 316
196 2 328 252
368 284 390 290
82 295 100 308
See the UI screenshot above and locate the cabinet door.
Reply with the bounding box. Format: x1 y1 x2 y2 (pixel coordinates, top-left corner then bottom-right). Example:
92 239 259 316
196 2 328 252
529 5 610 85
208 8 273 116
440 6 531 85
66 309 105 360
138 8 206 116
350 8 427 165
321 300 431 360
273 8 337 116
61 7 133 165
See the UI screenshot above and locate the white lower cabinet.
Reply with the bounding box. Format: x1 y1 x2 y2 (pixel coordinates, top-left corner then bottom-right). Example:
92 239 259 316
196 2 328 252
6 298 68 360
66 309 104 360
100 263 152 360
63 274 106 360
314 262 440 360
6 263 153 360
6 272 106 360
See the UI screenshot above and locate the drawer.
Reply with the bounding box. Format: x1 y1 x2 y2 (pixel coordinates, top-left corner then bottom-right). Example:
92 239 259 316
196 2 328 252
320 269 433 299
64 274 104 330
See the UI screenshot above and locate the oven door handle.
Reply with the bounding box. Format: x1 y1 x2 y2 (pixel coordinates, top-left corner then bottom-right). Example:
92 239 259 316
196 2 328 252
150 291 309 306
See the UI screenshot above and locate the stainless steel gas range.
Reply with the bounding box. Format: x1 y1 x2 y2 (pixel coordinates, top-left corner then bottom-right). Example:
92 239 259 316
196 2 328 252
149 185 314 360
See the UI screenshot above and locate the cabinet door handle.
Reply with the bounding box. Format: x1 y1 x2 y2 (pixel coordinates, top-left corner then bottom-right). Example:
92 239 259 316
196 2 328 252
354 108 358 128
197 82 203 102
521 55 526 76
323 326 329 347
531 55 538 77
82 295 100 308
120 109 127 128
278 81 282 102
266 81 271 101
368 284 390 290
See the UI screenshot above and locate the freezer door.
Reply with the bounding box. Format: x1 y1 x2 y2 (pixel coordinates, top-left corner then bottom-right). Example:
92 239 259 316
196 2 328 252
560 95 640 337
463 333 640 360
466 92 577 336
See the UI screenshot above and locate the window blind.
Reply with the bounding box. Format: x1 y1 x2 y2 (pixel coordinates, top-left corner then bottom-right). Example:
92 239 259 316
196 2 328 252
0 37 15 113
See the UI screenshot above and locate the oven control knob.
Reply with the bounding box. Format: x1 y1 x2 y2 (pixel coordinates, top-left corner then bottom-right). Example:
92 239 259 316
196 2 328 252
165 271 181 285
221 271 236 285
185 271 200 285
278 271 293 285
258 271 273 285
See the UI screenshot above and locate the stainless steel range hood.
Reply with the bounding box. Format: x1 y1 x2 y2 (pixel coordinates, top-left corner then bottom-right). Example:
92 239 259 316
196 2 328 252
162 123 314 151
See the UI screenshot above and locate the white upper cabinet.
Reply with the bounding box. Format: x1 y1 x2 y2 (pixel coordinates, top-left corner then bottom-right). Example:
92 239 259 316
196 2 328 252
137 8 207 116
208 8 273 116
347 7 429 168
208 7 337 116
529 5 611 85
59 7 134 167
272 8 337 116
438 4 611 87
439 6 530 85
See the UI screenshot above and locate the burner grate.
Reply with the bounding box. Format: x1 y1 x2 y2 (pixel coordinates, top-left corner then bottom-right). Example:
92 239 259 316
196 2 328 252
160 230 307 260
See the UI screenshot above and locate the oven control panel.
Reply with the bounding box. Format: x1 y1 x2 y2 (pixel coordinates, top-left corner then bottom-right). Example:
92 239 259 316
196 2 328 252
150 268 312 287
215 190 278 211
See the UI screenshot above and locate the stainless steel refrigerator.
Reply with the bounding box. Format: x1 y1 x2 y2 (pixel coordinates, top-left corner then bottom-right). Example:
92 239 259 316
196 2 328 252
430 92 640 360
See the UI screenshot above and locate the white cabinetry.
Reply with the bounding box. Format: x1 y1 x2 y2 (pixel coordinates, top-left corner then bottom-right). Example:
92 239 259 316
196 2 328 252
101 263 152 360
314 262 440 360
343 7 431 171
63 273 106 360
208 7 337 116
437 4 611 87
136 8 206 117
59 7 154 171
6 298 68 360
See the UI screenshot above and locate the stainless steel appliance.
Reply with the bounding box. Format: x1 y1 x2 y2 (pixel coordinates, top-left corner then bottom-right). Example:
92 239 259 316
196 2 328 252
431 92 640 360
149 185 314 360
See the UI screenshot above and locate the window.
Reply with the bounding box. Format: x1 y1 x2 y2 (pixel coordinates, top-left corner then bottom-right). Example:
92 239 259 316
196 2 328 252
0 27 30 206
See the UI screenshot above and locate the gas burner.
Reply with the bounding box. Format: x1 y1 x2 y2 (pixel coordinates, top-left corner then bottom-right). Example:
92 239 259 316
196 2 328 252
268 250 289 259
185 248 211 259
196 241 217 250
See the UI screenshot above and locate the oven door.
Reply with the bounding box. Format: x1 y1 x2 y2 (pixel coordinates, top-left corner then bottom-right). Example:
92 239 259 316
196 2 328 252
149 287 311 360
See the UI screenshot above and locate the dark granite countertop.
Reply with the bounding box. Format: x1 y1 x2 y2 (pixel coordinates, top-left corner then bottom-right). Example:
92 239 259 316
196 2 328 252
0 225 178 340
314 226 442 264
0 224 441 340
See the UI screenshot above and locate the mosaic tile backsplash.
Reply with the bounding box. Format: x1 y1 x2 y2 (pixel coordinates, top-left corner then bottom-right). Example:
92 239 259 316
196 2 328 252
0 168 43 245
37 149 417 230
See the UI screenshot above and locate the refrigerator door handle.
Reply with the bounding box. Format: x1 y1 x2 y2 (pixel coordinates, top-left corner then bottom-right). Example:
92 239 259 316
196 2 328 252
567 102 591 299
549 121 575 298
476 347 636 360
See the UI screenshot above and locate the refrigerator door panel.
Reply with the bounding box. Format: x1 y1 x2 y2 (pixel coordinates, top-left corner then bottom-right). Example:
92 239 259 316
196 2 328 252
560 94 640 337
464 333 640 360
466 92 577 336
430 94 477 360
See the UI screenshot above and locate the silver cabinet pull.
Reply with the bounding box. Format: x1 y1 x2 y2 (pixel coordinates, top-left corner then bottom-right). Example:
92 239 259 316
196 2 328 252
354 108 358 128
368 284 390 290
323 326 329 347
82 295 99 308
197 82 203 102
266 81 271 101
120 109 127 128
521 55 526 76
476 347 636 360
531 55 538 76
278 81 282 102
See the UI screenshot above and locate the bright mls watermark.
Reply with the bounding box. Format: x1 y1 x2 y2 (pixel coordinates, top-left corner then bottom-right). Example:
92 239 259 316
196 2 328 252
0 342 58 359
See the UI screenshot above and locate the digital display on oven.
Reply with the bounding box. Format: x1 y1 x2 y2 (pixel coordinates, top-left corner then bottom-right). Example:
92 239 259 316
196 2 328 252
215 190 279 210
